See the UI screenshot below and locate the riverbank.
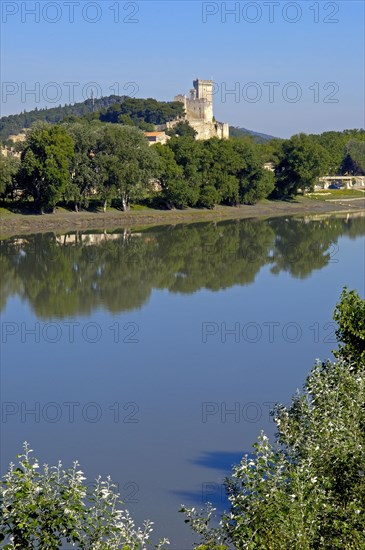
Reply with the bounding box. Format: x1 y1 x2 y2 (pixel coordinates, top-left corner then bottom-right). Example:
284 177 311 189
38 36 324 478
1 197 364 238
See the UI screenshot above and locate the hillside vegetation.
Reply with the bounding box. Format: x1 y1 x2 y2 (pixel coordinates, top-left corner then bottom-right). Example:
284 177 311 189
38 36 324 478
0 96 184 142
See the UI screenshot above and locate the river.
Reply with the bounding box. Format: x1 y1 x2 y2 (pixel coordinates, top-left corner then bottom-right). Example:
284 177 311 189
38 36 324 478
1 213 364 548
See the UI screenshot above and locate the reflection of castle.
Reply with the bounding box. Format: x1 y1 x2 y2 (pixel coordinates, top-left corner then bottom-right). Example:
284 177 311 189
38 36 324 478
168 79 229 140
55 233 123 246
54 231 147 246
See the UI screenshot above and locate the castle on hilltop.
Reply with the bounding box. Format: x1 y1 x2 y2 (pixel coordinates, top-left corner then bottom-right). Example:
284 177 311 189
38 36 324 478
168 79 229 140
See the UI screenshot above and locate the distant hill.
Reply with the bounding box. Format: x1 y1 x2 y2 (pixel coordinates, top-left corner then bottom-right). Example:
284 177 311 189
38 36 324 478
230 126 277 143
0 96 128 141
0 95 184 141
1 95 277 144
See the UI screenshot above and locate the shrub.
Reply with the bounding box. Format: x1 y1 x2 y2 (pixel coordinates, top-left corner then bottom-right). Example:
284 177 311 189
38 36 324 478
0 444 169 549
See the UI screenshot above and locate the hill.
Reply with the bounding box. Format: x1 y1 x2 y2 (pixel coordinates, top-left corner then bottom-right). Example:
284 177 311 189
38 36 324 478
0 96 130 141
1 95 278 144
230 126 277 143
0 96 184 142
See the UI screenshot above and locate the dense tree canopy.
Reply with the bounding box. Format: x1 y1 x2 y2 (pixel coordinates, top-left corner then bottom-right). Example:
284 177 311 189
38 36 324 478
156 136 274 208
17 123 74 212
94 125 158 211
0 155 20 197
341 140 365 175
1 118 364 209
274 133 330 197
99 98 184 127
312 129 365 175
62 121 101 211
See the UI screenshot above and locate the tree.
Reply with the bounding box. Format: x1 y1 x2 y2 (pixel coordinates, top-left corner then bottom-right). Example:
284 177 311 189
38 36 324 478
166 136 203 206
62 122 101 211
182 289 365 549
100 98 185 127
166 121 197 139
198 184 219 208
18 123 74 212
275 133 330 197
0 155 20 198
341 140 365 175
117 114 135 126
217 174 239 205
232 139 275 204
95 125 158 211
154 144 188 208
310 130 365 176
259 138 285 165
333 287 365 366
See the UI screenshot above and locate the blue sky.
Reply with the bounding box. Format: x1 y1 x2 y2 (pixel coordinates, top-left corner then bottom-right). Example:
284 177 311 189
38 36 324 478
1 0 364 137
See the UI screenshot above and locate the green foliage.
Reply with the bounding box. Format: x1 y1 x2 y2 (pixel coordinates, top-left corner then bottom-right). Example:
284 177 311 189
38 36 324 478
229 127 276 144
311 129 365 175
183 290 365 549
275 133 330 197
100 98 184 127
0 96 124 141
198 185 220 208
0 95 185 141
62 122 101 210
0 155 20 197
95 125 158 210
17 123 74 211
333 288 365 366
166 121 197 138
259 138 285 164
341 140 365 175
0 443 169 549
163 136 274 208
231 139 275 204
261 129 365 191
5 120 365 210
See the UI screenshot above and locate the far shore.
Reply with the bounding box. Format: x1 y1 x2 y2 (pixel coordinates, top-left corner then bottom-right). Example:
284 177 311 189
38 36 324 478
1 197 364 239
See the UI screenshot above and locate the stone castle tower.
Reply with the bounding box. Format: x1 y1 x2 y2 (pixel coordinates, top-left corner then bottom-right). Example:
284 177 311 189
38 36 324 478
169 79 229 140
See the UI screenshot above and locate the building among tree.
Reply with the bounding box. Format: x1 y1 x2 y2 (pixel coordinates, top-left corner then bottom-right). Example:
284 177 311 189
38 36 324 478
166 79 229 140
144 131 170 145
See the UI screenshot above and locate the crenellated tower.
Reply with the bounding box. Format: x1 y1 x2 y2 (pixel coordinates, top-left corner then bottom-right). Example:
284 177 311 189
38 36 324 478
172 78 229 140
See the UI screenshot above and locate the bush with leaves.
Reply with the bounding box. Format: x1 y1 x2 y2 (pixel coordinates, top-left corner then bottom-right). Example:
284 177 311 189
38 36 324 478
182 289 365 549
333 287 365 367
0 443 169 549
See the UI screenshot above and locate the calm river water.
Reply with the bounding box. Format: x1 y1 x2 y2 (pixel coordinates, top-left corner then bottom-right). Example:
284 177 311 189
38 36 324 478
1 213 365 548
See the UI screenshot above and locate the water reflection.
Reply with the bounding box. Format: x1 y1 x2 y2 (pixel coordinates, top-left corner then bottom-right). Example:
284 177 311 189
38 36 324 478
1 214 364 318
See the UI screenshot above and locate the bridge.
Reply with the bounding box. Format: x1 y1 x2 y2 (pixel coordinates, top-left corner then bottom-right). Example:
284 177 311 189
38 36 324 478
317 175 365 190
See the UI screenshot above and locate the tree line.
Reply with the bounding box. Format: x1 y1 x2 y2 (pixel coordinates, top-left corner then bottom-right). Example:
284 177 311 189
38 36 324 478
1 121 364 212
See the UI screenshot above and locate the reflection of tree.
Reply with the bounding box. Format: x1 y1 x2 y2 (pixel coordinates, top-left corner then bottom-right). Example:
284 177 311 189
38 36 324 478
1 215 364 318
0 256 23 311
268 216 365 279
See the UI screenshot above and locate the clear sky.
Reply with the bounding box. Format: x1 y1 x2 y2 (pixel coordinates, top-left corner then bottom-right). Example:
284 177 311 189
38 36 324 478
1 0 364 137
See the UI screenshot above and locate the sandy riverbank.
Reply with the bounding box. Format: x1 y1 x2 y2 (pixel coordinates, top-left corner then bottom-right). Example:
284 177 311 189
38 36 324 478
1 197 364 239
